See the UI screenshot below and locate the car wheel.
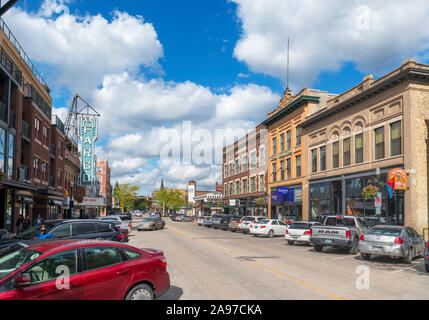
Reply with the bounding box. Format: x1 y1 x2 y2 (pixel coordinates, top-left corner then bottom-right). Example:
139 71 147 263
349 238 359 255
361 253 371 260
287 241 295 245
268 230 274 238
403 248 413 264
125 284 155 300
314 245 324 252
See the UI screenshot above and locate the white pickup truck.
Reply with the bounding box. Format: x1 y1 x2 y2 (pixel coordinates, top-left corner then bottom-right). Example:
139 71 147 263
310 216 369 254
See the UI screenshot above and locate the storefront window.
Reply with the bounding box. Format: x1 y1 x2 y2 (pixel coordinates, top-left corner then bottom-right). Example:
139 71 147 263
309 183 333 220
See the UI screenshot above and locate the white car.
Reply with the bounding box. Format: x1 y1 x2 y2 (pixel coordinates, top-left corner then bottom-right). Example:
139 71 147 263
249 219 289 238
285 221 321 245
97 216 132 234
197 216 206 226
239 216 267 234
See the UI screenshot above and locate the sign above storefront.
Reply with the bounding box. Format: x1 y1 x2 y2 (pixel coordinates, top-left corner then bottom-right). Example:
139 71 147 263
79 116 98 186
277 187 289 194
388 168 408 191
80 197 105 207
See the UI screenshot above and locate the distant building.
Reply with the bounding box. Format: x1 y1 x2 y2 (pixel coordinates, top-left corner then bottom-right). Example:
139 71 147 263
96 160 112 216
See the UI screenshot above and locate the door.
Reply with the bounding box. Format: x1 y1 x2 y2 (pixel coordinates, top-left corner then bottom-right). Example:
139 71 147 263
408 228 425 256
18 250 83 300
82 247 131 300
278 221 288 234
271 221 280 235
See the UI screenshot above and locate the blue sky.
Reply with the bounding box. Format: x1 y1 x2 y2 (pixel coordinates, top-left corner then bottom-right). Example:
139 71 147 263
5 0 429 195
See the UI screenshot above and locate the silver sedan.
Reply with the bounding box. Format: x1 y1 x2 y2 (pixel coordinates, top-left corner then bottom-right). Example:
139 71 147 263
359 225 426 264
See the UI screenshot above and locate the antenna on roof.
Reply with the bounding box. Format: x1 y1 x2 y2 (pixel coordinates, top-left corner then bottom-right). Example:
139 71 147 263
286 37 290 90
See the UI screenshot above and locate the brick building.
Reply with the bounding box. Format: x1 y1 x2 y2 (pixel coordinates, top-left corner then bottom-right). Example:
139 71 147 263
222 126 268 216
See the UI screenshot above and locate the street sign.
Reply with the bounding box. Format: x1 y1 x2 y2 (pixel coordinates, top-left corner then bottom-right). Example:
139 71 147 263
374 192 382 208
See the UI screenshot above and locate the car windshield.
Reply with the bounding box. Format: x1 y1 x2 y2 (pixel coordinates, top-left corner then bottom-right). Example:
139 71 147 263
257 219 270 224
142 218 156 222
367 228 402 237
0 248 42 281
289 223 311 230
15 224 55 240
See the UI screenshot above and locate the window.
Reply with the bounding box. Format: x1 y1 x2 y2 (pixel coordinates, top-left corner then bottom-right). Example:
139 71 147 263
312 149 317 173
272 163 277 182
84 247 123 271
224 165 228 178
22 250 77 284
343 138 351 166
235 181 240 195
229 183 233 196
33 157 39 180
0 128 5 173
235 159 239 174
73 223 97 236
224 184 227 196
280 134 285 152
242 156 248 172
41 162 47 182
259 175 265 191
57 170 62 186
296 127 302 146
355 134 363 164
250 152 257 169
287 131 292 150
96 223 114 233
34 118 41 141
42 126 49 146
50 224 72 238
375 127 385 160
122 248 141 260
229 163 233 176
296 156 301 177
259 147 265 167
332 142 339 168
287 158 291 180
391 121 402 156
7 133 14 180
273 138 277 155
242 179 248 194
250 177 256 193
320 146 326 171
280 160 285 180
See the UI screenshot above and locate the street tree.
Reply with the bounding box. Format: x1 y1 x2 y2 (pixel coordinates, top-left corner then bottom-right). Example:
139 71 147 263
113 184 139 212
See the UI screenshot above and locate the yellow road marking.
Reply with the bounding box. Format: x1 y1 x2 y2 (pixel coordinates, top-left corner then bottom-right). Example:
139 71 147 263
167 224 347 300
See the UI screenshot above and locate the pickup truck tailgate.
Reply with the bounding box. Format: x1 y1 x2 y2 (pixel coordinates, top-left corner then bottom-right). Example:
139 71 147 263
312 226 349 239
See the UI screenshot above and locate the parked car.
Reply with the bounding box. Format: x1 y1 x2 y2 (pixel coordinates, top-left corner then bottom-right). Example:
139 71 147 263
211 215 228 229
97 216 132 235
239 216 267 234
104 221 130 242
249 219 289 238
203 216 213 228
228 217 242 232
0 220 125 250
359 225 426 264
137 217 165 231
181 215 194 222
0 240 170 300
310 216 368 254
425 242 429 272
219 216 237 231
285 222 321 245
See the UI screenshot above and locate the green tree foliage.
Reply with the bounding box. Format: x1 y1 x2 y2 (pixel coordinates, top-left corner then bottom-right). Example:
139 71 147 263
154 189 186 211
113 184 140 212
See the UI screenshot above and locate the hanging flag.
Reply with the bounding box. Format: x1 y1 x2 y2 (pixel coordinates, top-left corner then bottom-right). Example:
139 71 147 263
386 176 397 199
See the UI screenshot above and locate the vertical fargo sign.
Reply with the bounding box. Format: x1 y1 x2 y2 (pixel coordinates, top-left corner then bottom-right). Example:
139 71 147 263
79 116 98 186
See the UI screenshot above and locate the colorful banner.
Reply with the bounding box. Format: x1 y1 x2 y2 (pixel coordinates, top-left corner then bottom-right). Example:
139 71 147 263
388 168 408 191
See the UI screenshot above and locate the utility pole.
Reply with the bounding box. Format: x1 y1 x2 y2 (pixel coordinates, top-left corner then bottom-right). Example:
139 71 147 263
0 0 19 16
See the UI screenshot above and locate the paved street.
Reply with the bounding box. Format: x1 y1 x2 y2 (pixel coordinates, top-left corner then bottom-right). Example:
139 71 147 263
128 218 429 300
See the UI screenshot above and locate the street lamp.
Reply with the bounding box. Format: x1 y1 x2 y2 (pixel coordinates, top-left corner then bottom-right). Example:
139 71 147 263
70 182 74 220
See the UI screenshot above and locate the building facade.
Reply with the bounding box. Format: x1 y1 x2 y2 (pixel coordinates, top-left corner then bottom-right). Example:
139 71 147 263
300 58 429 235
263 88 335 221
96 160 112 216
222 126 268 217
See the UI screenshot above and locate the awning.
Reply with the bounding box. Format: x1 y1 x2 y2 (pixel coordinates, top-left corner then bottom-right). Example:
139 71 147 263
20 196 36 205
49 200 65 206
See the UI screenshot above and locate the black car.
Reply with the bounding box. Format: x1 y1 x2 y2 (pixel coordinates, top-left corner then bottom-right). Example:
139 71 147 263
218 216 235 231
425 241 429 273
0 220 124 250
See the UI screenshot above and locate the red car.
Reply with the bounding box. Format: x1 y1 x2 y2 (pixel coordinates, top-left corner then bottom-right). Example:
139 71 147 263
0 240 170 300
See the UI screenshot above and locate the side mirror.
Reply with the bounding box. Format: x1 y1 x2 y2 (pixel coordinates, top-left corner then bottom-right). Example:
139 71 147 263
14 276 31 288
